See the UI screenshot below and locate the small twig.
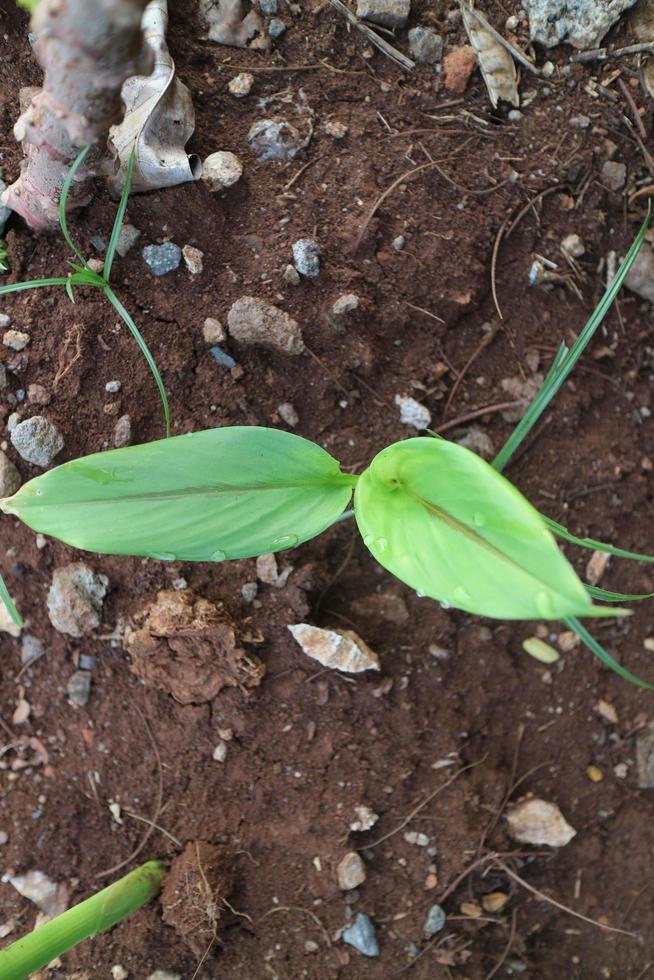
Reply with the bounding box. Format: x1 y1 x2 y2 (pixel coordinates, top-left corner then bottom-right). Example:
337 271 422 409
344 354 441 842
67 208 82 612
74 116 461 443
405 301 445 324
446 324 500 413
364 757 486 849
490 214 510 320
433 400 523 434
328 0 415 72
283 157 318 191
618 78 647 141
494 859 639 938
260 905 332 946
124 809 182 848
570 41 654 64
95 703 164 879
354 161 441 251
484 907 518 980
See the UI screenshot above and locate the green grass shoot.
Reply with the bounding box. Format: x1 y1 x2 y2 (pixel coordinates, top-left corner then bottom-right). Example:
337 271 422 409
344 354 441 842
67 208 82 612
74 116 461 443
0 861 165 980
0 145 170 436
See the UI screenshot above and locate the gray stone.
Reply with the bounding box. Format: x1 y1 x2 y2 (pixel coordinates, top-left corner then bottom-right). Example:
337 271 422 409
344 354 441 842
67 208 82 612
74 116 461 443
278 402 299 427
116 223 141 258
0 362 7 390
105 380 122 394
47 562 109 637
637 722 654 788
67 670 91 707
248 118 304 163
283 264 301 286
0 314 10 328
113 414 132 449
260 0 277 12
241 581 258 602
27 384 50 406
20 634 44 665
525 0 637 50
392 235 406 251
424 904 446 937
79 654 97 670
228 72 254 97
202 151 243 190
408 27 443 64
601 160 627 192
0 450 20 496
228 296 304 354
142 242 182 276
342 913 380 957
91 236 106 253
356 0 409 27
292 238 321 278
210 345 237 369
268 17 286 36
11 416 64 467
332 293 360 316
457 426 494 460
625 243 654 304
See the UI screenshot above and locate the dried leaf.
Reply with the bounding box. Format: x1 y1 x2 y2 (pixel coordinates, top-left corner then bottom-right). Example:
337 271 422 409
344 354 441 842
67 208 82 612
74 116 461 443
288 624 380 673
109 0 201 194
200 0 268 48
460 3 519 108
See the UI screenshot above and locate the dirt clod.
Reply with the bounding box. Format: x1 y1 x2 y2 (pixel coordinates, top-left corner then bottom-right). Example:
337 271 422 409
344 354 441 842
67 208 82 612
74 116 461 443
161 841 234 955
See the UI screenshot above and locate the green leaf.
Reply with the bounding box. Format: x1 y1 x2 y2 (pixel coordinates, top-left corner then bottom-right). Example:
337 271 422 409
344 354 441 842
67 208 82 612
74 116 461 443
586 584 654 603
0 278 71 296
59 144 92 270
0 572 23 628
565 616 654 690
1 427 355 562
354 437 622 620
104 148 136 283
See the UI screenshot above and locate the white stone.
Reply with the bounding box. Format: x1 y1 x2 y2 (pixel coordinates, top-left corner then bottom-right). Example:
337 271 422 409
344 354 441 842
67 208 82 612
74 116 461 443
332 293 360 316
202 317 226 344
228 72 254 97
395 394 432 430
182 245 204 275
507 798 576 847
202 151 243 191
288 624 380 673
561 233 585 258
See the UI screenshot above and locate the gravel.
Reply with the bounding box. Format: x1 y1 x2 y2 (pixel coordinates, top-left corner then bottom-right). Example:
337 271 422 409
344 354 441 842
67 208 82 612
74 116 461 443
202 151 243 190
228 296 304 354
115 223 141 257
424 904 447 937
342 912 380 957
10 416 64 467
0 450 21 496
292 238 321 278
142 242 182 276
408 27 443 64
67 670 91 707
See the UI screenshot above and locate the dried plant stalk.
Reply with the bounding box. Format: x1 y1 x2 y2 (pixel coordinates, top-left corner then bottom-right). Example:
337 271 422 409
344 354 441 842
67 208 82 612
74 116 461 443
460 2 519 108
3 0 151 230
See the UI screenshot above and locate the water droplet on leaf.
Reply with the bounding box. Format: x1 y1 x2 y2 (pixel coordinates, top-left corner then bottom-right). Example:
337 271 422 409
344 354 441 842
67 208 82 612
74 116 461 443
272 534 298 548
152 552 176 561
536 591 554 617
473 512 485 527
375 537 388 553
210 549 227 561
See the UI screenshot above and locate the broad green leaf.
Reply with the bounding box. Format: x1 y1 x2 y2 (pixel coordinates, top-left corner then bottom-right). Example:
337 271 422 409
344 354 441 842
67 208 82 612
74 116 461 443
354 438 623 621
1 427 355 562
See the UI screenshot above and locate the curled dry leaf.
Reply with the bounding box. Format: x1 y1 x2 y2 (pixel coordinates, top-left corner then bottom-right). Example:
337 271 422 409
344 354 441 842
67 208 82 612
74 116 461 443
507 797 577 847
109 0 201 194
460 2 519 108
288 623 380 673
200 0 268 49
631 0 654 98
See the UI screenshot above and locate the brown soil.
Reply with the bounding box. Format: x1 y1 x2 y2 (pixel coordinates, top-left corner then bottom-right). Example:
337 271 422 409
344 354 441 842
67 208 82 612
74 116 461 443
1 1 654 977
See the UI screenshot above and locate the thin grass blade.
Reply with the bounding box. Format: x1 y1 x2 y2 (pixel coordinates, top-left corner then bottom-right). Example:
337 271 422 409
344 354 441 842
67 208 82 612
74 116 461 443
565 615 654 690
58 145 92 269
0 571 23 628
104 286 171 437
0 278 70 296
546 516 654 563
104 149 135 282
65 278 75 304
493 206 651 473
586 584 654 602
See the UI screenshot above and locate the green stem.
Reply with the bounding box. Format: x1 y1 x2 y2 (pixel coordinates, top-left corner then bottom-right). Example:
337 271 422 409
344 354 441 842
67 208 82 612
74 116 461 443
0 861 165 980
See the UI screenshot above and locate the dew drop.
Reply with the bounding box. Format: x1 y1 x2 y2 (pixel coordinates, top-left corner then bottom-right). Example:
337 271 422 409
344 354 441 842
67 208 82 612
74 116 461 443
453 586 473 604
210 549 227 561
272 533 298 548
35 489 43 497
440 600 451 610
152 552 176 561
472 511 486 527
363 533 375 548
415 590 426 598
375 537 388 553
536 591 554 618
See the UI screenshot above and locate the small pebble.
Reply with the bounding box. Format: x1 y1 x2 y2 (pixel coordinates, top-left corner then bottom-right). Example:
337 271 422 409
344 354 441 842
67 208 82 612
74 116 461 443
332 293 360 316
341 912 379 957
483 892 508 913
570 114 590 129
614 762 628 779
0 450 20 496
79 654 97 670
283 264 301 286
203 317 226 344
304 940 319 953
324 119 349 139
561 233 585 258
248 118 303 163
182 244 204 275
210 346 237 369
268 16 286 35
392 235 405 251
27 383 50 406
0 831 8 845
105 380 122 394
113 414 132 448
508 109 523 122
292 238 321 279
116 224 141 258
0 314 11 329
505 14 519 29
228 72 254 97
91 236 106 252
260 0 277 10
87 258 104 274
202 151 243 190
278 402 299 427
595 699 618 724
557 630 579 652
241 582 258 603
142 242 182 276
0 362 7 389
212 740 228 763
601 160 627 192
460 901 482 918
67 670 91 707
111 967 129 980
424 904 446 936
587 765 603 783
11 416 64 467
337 851 367 890
3 330 30 351
395 394 431 430
408 27 443 64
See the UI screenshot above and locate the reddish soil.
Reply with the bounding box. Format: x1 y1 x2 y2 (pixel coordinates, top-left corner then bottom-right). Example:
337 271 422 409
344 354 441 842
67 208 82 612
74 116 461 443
1 1 654 977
